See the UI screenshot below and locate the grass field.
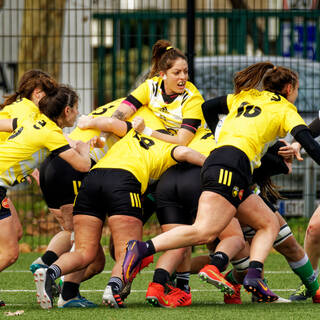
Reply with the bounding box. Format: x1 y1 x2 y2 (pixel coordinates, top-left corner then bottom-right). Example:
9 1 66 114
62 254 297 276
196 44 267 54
0 251 318 320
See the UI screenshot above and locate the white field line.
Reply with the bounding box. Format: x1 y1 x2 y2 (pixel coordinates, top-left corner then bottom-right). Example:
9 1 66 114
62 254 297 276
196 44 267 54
0 289 296 293
3 270 294 274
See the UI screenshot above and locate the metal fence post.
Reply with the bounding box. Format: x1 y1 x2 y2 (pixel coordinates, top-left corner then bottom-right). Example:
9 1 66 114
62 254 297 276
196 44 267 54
186 0 195 84
304 156 317 218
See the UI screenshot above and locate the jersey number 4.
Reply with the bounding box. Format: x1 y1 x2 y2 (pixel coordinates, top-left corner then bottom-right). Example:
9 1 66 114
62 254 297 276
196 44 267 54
236 102 261 118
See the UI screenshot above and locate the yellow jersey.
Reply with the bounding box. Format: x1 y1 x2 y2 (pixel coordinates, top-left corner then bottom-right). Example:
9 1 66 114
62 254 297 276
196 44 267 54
0 98 40 142
69 99 123 163
217 89 306 170
0 114 70 187
93 129 177 194
69 99 167 163
187 127 216 157
129 76 205 133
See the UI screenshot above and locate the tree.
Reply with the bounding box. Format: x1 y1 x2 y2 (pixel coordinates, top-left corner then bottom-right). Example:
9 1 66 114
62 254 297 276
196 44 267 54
18 0 66 80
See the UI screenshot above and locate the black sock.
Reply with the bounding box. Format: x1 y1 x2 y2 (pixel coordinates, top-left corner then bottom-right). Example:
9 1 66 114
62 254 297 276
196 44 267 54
108 277 123 293
47 264 61 281
209 251 229 272
61 281 80 301
153 268 170 286
246 261 264 279
145 240 156 256
249 261 263 272
176 272 190 293
42 251 58 266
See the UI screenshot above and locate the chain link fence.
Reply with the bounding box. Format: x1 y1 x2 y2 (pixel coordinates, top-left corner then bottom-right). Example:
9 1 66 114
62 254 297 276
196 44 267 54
1 0 320 248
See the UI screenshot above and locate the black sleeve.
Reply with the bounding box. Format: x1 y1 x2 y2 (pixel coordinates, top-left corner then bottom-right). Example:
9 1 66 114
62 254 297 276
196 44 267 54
51 144 71 156
266 140 286 155
202 96 228 132
181 118 201 133
125 95 143 110
12 118 18 130
126 121 132 133
308 117 320 138
294 128 320 165
253 152 289 182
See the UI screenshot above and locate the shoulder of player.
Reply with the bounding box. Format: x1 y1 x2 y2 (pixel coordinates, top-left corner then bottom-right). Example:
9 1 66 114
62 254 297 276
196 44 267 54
185 81 202 95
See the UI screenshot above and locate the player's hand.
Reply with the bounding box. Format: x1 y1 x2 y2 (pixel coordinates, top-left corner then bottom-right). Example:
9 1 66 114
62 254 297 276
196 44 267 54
74 140 90 155
77 115 94 129
89 136 106 148
278 139 295 161
30 168 40 186
132 116 145 133
280 141 303 161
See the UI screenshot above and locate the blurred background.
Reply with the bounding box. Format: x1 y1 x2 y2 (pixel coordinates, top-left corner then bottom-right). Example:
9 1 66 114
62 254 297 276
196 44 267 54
1 0 319 249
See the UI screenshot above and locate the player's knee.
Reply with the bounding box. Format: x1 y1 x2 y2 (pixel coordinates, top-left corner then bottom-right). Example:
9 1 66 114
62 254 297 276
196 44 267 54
306 222 320 242
2 245 19 267
264 213 280 234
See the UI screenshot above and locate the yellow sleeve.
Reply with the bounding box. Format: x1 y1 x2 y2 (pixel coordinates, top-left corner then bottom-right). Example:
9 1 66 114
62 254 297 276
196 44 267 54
130 80 151 106
181 84 204 121
43 128 70 152
0 106 12 120
283 106 307 134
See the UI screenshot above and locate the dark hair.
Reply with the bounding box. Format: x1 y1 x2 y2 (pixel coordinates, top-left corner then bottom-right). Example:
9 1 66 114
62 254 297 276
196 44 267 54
255 178 284 201
233 62 298 98
38 85 78 124
148 39 187 78
1 69 58 109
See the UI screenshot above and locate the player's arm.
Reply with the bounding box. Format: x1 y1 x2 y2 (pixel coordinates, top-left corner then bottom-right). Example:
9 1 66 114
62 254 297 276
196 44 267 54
255 141 292 182
291 125 320 165
172 146 206 167
283 116 320 161
0 118 15 132
132 116 195 146
57 141 91 172
201 96 229 133
148 127 194 145
308 116 320 138
111 102 135 121
77 115 129 137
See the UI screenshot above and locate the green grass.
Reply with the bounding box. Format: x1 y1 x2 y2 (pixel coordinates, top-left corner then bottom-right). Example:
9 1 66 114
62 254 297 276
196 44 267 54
0 251 318 319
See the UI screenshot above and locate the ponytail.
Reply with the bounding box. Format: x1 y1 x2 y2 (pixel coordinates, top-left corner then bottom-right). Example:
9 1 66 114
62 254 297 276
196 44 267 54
233 62 298 98
233 62 274 94
148 39 187 78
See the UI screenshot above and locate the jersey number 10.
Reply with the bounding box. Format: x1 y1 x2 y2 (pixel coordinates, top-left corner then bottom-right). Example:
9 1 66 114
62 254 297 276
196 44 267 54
236 102 261 118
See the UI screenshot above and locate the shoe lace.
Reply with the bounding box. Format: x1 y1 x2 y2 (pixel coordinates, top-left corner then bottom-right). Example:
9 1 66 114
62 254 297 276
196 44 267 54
293 284 307 296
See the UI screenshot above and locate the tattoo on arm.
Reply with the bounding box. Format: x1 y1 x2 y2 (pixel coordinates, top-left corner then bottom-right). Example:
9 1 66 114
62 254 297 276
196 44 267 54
112 110 126 120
